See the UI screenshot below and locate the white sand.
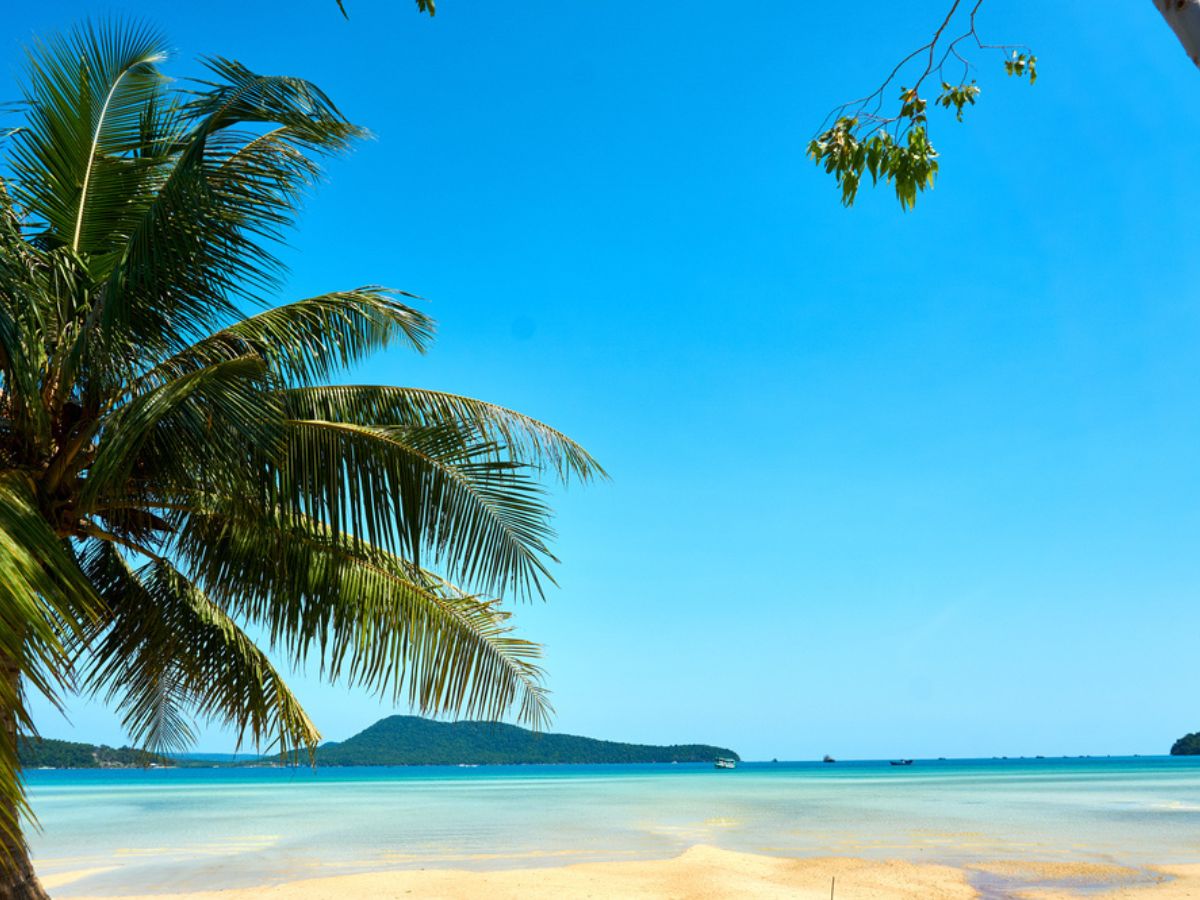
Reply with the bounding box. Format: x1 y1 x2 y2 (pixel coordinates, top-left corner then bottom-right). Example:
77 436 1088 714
60 846 1200 899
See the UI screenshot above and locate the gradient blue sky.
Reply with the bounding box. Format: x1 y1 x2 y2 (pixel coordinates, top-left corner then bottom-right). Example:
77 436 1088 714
8 1 1200 761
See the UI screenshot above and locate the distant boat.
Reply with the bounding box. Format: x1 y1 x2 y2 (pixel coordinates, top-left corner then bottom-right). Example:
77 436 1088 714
823 755 836 763
889 759 914 766
714 757 737 770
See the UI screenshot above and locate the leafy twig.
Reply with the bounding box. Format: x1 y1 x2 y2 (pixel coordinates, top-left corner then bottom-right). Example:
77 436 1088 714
808 0 1035 210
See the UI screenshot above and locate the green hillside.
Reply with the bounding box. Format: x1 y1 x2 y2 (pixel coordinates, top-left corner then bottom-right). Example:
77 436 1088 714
19 736 173 769
316 716 738 765
1171 732 1200 755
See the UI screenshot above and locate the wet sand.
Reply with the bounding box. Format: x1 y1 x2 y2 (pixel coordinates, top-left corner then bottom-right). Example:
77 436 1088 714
1010 863 1200 899
53 846 1200 899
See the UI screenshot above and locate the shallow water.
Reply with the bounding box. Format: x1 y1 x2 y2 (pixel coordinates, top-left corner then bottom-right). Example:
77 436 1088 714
27 756 1200 895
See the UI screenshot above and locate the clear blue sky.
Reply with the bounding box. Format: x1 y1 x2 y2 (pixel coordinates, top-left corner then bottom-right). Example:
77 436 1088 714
9 1 1200 761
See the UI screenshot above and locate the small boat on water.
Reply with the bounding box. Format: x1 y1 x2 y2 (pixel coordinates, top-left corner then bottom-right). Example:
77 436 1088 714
889 759 914 766
823 755 836 763
714 757 737 770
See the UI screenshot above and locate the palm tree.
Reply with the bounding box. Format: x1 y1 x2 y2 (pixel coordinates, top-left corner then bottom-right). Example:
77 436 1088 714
0 21 601 898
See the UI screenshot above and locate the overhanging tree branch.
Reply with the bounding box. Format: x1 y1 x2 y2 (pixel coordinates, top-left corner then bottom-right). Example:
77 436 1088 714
808 0 1035 210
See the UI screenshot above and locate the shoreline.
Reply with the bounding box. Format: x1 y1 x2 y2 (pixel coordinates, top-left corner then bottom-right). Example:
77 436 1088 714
52 846 1200 899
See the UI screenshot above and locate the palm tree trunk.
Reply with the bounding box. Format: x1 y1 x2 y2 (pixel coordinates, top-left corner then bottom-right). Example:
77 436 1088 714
0 657 49 900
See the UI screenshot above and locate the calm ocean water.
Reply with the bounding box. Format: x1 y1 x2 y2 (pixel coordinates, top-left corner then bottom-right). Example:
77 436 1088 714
27 756 1200 895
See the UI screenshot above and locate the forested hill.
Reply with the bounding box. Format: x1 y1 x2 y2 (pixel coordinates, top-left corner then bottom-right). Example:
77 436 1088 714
1171 732 1200 755
316 716 739 765
19 736 173 769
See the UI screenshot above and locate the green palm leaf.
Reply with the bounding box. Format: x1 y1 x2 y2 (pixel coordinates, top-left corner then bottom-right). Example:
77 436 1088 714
176 506 550 729
0 183 52 457
281 385 605 483
0 473 100 872
147 289 434 388
275 418 555 595
10 21 167 259
80 544 319 757
80 355 274 512
0 472 99 701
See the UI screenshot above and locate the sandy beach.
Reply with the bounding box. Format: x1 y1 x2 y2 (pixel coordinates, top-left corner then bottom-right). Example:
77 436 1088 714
49 846 1200 900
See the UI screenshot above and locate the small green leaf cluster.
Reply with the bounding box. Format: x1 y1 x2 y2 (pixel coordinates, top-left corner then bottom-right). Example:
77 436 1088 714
937 81 980 122
898 87 928 123
807 116 863 206
888 127 938 211
1004 52 1037 84
812 46 1037 210
807 85 942 210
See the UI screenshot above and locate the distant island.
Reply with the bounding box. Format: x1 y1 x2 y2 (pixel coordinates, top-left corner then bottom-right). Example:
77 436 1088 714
1171 732 1200 755
315 716 739 766
19 717 738 768
19 736 173 769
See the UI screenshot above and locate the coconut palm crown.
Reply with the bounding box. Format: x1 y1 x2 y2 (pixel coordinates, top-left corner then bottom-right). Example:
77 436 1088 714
0 21 601 895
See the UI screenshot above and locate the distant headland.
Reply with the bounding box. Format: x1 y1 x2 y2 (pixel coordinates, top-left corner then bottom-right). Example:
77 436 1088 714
1171 732 1200 755
18 735 172 769
316 716 739 766
20 716 739 768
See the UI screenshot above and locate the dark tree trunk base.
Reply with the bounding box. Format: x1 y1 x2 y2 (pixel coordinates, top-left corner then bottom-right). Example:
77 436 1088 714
1 658 51 900
0 867 52 900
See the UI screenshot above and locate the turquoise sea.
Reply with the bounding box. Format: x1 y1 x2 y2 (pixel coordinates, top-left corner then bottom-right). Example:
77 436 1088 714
27 756 1200 896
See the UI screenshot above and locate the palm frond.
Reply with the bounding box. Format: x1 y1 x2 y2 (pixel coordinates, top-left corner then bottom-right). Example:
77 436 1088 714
10 20 168 258
145 288 433 389
0 181 51 456
79 543 320 756
275 418 556 596
0 472 100 868
183 57 363 149
281 385 606 484
80 355 274 512
178 506 550 729
0 472 98 702
93 57 365 364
